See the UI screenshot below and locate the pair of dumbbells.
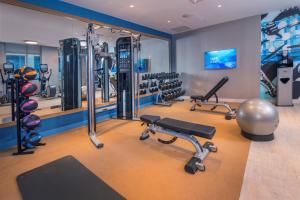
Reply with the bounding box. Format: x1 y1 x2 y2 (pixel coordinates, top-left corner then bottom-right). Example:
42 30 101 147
149 87 159 93
150 81 157 87
139 89 147 95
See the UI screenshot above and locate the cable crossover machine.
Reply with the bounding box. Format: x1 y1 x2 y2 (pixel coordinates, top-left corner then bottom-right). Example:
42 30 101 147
86 24 142 148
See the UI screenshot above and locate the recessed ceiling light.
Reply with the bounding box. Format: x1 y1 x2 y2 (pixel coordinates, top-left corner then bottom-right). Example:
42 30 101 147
167 20 171 23
24 40 38 45
129 5 135 8
94 25 100 29
217 4 222 8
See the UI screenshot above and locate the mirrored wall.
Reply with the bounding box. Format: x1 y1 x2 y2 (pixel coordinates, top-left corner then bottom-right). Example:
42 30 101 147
0 2 170 124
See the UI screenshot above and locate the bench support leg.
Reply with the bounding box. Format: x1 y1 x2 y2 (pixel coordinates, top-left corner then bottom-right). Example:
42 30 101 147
190 100 236 120
140 124 217 174
139 127 150 140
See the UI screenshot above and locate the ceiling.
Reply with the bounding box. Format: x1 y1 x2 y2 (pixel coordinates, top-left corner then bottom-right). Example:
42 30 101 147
63 0 299 34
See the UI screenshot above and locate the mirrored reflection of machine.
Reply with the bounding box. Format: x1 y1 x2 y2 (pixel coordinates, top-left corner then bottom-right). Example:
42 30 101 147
0 63 15 104
39 64 56 98
95 42 111 103
59 38 82 111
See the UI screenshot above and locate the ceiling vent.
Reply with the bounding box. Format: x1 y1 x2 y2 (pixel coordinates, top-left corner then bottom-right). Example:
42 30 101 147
171 26 192 33
189 0 203 4
182 14 193 18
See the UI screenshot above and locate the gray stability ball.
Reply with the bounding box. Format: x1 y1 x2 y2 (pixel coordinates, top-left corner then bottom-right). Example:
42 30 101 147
236 99 279 141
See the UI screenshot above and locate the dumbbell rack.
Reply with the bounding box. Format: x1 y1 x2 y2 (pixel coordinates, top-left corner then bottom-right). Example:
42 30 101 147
139 74 159 96
140 72 185 106
156 78 184 106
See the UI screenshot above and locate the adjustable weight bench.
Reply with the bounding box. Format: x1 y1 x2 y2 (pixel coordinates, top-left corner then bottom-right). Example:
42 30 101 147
190 76 236 120
139 115 217 174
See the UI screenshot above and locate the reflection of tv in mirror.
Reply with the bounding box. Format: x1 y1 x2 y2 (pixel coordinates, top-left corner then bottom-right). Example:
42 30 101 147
204 48 237 69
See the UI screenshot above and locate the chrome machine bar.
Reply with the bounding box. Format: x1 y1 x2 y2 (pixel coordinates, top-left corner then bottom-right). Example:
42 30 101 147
87 23 104 148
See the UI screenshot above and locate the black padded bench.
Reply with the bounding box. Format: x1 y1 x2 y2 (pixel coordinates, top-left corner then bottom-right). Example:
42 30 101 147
140 115 215 139
190 76 236 120
139 115 217 174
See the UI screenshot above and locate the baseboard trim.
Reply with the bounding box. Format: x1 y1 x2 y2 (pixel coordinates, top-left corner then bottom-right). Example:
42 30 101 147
293 99 300 104
183 96 300 104
182 96 246 103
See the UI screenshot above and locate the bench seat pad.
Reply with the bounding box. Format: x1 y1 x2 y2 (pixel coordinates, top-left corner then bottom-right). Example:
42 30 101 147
140 115 161 124
156 118 216 139
191 95 206 101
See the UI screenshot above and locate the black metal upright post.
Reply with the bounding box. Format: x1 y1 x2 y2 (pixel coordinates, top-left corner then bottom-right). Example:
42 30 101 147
12 78 34 156
11 79 15 121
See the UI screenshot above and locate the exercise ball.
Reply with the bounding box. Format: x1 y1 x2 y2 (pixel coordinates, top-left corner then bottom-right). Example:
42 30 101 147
236 99 279 141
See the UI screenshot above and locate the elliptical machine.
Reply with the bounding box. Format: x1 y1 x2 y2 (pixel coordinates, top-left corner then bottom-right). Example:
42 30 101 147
0 63 15 104
39 64 56 98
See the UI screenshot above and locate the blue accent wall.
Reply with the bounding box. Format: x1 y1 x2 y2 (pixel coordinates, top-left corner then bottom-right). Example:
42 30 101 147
0 94 157 150
19 0 172 39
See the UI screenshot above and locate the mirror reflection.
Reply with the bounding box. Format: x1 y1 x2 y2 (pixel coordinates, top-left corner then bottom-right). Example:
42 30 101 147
0 2 170 124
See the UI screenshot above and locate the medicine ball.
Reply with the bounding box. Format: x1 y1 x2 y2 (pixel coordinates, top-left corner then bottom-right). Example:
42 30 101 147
22 114 41 130
20 99 38 113
21 82 38 97
15 66 37 81
22 132 42 149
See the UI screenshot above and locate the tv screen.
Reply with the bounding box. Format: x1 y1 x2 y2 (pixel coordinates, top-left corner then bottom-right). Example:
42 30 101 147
204 48 237 69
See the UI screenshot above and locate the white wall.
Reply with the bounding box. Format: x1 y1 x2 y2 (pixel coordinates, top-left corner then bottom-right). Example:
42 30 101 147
176 16 261 99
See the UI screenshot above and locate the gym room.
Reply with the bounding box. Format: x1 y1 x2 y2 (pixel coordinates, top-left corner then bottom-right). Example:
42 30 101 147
0 0 299 199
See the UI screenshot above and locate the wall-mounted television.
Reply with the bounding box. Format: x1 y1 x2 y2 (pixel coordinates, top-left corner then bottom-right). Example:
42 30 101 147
204 48 237 69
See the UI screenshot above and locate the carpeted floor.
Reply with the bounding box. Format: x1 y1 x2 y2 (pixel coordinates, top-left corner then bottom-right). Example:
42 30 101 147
0 101 250 200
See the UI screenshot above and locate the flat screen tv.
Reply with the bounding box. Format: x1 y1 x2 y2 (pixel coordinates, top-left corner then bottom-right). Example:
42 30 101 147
204 48 237 69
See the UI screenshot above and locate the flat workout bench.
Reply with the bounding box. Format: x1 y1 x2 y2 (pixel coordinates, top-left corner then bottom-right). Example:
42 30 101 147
140 115 217 174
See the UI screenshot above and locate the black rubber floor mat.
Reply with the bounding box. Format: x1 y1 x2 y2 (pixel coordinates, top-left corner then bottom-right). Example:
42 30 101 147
17 155 125 200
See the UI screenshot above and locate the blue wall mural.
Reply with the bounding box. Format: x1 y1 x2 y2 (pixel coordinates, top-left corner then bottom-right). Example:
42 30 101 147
260 6 300 99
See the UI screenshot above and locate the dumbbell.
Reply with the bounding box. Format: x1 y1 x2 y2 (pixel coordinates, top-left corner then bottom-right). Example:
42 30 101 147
175 90 180 98
171 82 176 89
150 82 155 87
161 92 167 100
158 83 163 90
